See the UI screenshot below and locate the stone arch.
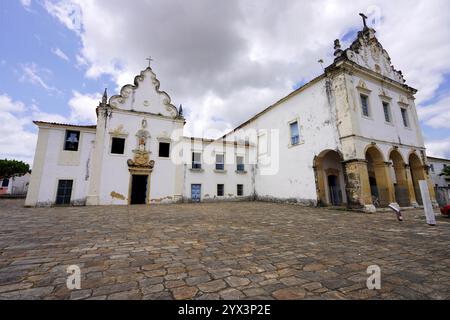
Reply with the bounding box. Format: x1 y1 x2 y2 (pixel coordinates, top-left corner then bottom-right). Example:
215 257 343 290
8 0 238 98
389 149 410 206
314 150 347 206
409 152 426 205
365 145 395 207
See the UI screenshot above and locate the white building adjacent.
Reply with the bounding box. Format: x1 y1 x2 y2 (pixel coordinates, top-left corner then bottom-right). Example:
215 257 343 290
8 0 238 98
25 20 437 212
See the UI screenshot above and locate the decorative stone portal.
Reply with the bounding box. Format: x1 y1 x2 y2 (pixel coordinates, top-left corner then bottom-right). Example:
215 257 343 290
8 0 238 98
314 150 347 207
127 119 155 205
389 149 411 207
365 146 395 208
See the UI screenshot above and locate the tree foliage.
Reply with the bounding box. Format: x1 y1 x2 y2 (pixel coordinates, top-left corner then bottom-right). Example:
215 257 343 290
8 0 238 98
439 165 450 177
0 159 30 179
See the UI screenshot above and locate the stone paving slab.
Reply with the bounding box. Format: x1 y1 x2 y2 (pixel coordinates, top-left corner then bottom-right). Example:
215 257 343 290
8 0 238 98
0 199 449 300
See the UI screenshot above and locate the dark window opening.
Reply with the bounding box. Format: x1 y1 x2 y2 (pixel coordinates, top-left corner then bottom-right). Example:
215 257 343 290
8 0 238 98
56 180 73 205
2 178 10 187
217 184 224 197
237 184 244 196
111 137 125 154
159 142 170 158
64 130 80 151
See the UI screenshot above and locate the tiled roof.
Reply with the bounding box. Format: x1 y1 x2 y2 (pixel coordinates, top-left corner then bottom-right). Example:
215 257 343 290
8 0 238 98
33 121 97 129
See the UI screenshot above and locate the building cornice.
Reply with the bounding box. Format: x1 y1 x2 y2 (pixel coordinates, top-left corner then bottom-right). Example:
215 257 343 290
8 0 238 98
33 121 97 132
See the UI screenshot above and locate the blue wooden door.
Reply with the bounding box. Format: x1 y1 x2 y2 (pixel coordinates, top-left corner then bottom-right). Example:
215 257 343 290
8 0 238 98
191 184 201 203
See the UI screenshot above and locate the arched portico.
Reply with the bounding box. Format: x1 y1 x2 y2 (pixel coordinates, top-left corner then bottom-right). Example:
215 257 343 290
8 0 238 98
408 153 427 206
365 145 395 207
389 149 410 207
314 150 347 206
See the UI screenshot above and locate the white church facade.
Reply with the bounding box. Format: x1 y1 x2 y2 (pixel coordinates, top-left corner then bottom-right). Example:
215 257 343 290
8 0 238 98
25 21 437 212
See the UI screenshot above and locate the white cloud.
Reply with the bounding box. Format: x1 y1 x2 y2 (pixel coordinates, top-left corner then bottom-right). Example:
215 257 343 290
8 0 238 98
68 90 100 123
0 95 26 112
418 95 450 129
0 94 37 165
19 63 60 94
43 0 82 34
41 0 450 139
51 47 70 62
425 137 450 159
20 0 31 8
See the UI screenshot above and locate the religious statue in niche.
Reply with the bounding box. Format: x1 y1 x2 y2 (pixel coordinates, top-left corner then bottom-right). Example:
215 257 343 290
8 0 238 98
127 120 154 170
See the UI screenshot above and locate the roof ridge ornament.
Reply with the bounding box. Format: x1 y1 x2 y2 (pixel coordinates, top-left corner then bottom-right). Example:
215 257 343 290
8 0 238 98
146 56 153 68
359 13 369 30
101 88 108 105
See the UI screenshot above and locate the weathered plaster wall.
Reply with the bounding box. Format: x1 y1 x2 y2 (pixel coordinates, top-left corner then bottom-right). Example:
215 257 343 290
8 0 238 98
32 128 95 206
226 78 341 204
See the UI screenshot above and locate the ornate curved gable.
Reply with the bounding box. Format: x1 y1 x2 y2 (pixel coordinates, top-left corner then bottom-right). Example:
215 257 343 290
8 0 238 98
109 67 179 118
343 28 406 84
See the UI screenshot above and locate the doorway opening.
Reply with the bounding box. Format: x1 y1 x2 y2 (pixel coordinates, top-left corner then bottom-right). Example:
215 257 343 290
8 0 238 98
130 175 148 205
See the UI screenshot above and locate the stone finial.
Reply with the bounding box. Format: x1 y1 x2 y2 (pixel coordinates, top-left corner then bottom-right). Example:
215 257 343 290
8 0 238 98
102 88 108 105
359 13 368 29
334 39 343 58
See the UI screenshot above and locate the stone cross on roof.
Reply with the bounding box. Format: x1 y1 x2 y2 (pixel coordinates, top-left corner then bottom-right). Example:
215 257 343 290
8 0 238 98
359 13 368 29
146 56 153 68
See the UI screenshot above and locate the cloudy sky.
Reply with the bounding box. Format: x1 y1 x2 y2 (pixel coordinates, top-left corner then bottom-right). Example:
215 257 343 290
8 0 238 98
1 0 450 165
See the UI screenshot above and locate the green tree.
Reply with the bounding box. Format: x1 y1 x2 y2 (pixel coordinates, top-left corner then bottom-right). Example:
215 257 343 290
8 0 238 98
439 165 450 177
0 159 30 179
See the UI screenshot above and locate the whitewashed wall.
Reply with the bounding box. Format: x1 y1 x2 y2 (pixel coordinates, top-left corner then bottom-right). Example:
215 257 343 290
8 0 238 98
182 139 254 201
226 78 341 204
35 128 95 206
97 111 184 205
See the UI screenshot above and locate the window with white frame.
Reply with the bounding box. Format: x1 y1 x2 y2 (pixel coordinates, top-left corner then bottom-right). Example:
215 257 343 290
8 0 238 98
192 152 202 169
289 121 300 146
236 156 244 172
382 102 391 123
216 154 224 170
360 94 370 117
400 108 409 127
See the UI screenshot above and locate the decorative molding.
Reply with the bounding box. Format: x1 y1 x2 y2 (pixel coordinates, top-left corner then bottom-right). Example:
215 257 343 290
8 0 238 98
109 124 128 137
109 67 180 119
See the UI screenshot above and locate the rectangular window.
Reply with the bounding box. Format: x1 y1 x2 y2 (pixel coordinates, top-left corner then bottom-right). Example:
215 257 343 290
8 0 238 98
159 142 170 158
56 180 73 205
360 94 369 117
237 184 244 196
236 156 245 172
64 130 80 151
383 102 391 123
401 108 409 127
192 152 202 169
430 164 434 173
217 184 224 197
290 121 300 145
2 178 9 187
111 137 125 154
216 154 224 170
